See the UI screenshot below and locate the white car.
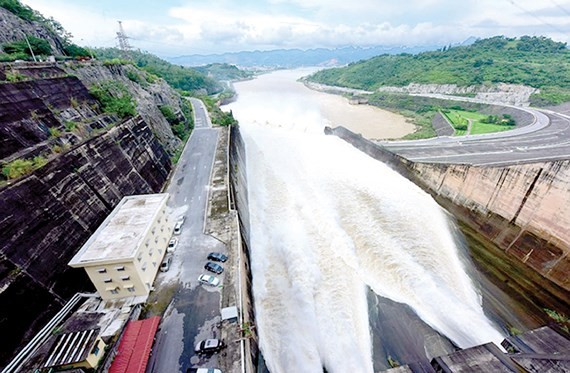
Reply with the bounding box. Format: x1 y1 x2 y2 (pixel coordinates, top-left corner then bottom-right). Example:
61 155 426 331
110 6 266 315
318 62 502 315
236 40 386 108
198 274 220 287
197 368 222 373
195 338 224 354
167 238 178 253
173 221 183 235
160 256 172 272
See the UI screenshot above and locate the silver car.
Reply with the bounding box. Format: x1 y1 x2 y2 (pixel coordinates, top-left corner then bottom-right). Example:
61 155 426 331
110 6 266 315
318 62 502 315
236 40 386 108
198 274 220 287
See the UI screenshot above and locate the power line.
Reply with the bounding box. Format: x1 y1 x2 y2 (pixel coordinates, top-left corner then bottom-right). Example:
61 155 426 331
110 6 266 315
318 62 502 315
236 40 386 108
548 0 570 17
505 0 568 34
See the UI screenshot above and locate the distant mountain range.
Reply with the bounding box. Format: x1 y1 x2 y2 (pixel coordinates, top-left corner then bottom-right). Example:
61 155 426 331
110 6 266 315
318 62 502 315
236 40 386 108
167 45 451 68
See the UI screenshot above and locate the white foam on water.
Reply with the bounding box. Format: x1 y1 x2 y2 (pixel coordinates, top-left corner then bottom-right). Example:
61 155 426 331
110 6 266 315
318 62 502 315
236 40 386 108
225 69 504 372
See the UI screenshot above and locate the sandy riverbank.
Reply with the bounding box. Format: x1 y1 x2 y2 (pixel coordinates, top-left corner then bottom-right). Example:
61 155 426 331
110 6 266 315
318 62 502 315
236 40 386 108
313 90 415 140
226 68 416 140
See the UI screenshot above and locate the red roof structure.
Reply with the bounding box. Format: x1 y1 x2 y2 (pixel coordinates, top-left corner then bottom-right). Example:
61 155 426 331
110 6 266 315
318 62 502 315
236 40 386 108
109 316 161 373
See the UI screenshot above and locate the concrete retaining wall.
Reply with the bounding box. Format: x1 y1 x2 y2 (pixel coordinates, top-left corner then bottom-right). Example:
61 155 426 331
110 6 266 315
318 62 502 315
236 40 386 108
228 125 259 370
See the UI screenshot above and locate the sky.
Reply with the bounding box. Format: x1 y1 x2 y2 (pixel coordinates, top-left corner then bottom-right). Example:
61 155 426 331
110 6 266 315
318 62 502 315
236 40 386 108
21 0 570 57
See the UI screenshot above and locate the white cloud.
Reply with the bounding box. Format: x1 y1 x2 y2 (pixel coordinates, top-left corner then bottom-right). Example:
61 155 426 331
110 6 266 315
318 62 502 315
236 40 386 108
19 0 570 56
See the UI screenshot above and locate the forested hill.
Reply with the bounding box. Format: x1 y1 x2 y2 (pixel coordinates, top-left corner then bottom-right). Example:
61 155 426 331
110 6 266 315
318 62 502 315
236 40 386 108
308 36 570 105
95 48 223 95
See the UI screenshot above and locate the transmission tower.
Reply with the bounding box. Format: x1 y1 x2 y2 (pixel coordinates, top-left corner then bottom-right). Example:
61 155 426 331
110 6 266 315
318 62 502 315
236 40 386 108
116 21 132 58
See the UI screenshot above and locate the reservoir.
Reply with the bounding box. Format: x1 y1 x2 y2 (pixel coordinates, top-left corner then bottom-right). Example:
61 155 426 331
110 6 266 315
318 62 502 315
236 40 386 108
223 69 546 372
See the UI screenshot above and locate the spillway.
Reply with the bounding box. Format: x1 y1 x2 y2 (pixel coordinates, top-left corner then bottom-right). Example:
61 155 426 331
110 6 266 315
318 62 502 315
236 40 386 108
225 69 505 372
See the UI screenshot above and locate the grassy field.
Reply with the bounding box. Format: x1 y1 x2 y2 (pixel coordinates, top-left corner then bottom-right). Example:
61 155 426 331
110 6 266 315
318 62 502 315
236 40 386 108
443 109 513 136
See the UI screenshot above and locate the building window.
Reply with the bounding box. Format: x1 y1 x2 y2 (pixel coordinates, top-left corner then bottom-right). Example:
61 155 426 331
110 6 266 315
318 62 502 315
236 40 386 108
137 254 142 262
142 263 147 272
103 278 112 283
154 237 158 244
115 266 125 271
152 228 155 235
152 261 157 267
110 288 119 295
97 268 106 274
127 287 136 293
158 249 163 254
121 276 130 281
145 239 149 247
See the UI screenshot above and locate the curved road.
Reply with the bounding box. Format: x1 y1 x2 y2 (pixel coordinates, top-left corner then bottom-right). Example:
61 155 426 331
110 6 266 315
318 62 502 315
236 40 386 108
377 95 570 166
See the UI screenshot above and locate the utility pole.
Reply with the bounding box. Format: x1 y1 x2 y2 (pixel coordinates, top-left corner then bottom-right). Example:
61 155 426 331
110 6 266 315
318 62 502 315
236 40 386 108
116 21 132 59
23 35 37 62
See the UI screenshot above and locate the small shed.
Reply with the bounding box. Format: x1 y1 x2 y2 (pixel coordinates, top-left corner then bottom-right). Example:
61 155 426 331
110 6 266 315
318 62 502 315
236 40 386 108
43 328 106 370
108 316 161 373
221 306 239 323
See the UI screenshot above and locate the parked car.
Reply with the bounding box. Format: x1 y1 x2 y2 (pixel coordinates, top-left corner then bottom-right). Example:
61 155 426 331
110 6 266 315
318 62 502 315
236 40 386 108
194 339 224 354
174 221 183 235
198 274 220 287
204 262 223 274
160 256 172 272
196 369 222 373
167 238 178 253
207 252 228 263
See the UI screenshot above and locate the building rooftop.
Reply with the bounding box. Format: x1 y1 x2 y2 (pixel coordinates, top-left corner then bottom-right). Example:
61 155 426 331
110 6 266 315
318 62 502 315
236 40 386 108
43 329 100 368
69 194 169 266
431 343 519 372
501 326 570 354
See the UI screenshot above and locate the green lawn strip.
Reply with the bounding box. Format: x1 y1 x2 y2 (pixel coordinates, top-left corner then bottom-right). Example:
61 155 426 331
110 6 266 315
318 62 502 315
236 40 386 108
444 109 513 135
470 122 512 135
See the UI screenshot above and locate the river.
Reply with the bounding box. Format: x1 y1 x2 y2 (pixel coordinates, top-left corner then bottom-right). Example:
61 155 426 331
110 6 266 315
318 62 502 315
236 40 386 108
223 69 531 372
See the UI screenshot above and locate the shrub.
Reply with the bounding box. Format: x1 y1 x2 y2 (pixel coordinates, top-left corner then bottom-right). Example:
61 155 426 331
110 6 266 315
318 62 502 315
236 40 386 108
3 36 51 56
89 81 136 118
64 121 77 131
5 70 25 82
64 43 91 58
0 0 37 21
48 127 61 137
159 105 177 123
2 156 48 179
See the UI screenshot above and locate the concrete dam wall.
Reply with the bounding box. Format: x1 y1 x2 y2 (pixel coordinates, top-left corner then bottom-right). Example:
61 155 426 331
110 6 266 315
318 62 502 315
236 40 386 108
411 161 570 290
326 126 570 293
228 125 260 370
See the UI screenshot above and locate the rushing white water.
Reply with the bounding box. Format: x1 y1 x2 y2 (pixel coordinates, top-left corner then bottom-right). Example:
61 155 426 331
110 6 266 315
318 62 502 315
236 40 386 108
225 69 505 373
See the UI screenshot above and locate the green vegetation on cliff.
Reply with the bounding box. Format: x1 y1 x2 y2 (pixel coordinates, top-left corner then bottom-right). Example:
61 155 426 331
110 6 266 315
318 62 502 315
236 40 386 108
193 63 254 82
88 81 136 119
94 48 222 95
308 36 570 106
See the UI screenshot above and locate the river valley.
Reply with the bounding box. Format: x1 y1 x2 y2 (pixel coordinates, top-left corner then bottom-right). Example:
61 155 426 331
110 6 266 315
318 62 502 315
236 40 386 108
223 69 556 372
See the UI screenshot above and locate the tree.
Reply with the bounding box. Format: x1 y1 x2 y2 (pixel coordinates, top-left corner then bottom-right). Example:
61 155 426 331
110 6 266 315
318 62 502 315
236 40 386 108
2 35 51 56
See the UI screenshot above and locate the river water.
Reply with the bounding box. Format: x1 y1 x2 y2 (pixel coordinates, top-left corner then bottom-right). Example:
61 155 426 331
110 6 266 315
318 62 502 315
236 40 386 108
224 69 508 372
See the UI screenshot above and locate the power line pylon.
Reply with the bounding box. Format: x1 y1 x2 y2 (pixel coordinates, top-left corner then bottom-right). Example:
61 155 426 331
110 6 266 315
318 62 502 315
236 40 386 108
116 21 132 59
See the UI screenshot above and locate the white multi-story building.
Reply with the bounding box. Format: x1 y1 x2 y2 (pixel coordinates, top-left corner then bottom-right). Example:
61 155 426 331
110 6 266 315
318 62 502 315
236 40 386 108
69 194 172 300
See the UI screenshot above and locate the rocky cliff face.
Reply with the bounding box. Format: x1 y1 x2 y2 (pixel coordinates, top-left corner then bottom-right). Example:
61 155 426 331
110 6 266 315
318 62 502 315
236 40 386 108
0 8 66 54
0 62 180 366
0 116 171 365
377 83 538 106
64 62 187 152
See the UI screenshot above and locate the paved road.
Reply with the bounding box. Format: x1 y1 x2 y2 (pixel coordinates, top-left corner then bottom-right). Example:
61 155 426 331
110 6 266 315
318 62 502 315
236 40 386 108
377 95 570 166
148 99 227 373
